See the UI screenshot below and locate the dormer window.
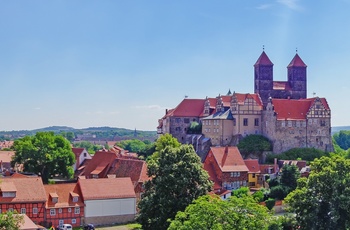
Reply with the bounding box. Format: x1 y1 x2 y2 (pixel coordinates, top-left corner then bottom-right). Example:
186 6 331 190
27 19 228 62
50 193 59 203
73 196 78 202
70 192 80 203
1 182 17 198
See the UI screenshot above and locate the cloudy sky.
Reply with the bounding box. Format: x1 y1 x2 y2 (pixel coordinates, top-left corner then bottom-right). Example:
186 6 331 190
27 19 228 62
1 0 350 131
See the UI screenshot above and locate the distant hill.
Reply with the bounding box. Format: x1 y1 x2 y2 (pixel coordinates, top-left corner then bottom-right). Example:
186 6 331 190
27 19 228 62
0 126 157 142
332 126 350 135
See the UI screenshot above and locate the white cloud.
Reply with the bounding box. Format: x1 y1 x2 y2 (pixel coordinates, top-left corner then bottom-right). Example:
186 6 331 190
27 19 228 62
256 4 273 10
277 0 303 10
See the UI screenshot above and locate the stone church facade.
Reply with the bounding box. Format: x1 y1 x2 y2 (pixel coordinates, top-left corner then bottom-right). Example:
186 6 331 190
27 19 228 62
157 51 333 154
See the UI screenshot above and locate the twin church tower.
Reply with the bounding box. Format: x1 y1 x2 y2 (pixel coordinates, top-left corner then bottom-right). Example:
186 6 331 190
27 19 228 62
254 50 307 105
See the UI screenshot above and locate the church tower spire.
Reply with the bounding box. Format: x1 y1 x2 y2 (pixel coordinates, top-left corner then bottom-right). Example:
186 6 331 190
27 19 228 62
254 50 274 106
287 52 307 99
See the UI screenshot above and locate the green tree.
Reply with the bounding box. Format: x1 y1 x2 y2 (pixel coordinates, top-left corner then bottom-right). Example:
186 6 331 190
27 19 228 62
280 164 300 191
12 132 75 184
237 134 272 157
0 211 24 230
266 148 328 164
333 130 350 150
169 195 274 230
116 139 147 153
73 141 103 154
137 144 212 230
285 156 350 230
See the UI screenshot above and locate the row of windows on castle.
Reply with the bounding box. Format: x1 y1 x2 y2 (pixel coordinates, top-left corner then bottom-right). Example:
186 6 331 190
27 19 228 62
279 119 328 128
203 118 260 126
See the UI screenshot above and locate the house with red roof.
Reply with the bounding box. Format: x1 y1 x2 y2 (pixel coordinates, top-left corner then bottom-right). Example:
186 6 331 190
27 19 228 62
79 151 148 200
72 148 92 172
203 146 248 193
244 159 262 188
0 177 47 224
44 183 84 228
78 177 136 225
0 150 15 174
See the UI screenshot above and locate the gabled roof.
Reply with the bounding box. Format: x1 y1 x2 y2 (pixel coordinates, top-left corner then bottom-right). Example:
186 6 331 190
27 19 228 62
254 51 273 66
82 151 117 178
287 53 307 67
203 162 221 191
244 159 261 173
44 183 84 208
167 99 206 117
0 177 46 202
78 177 136 200
72 148 85 158
232 93 263 106
272 97 330 120
107 158 149 184
209 146 248 172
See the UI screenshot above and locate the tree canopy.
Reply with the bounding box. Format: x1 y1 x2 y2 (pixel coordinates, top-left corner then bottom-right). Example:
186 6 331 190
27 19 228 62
333 130 350 150
73 141 104 154
285 156 350 229
12 132 75 183
237 134 272 157
0 211 24 230
137 139 212 230
168 194 274 230
116 139 155 158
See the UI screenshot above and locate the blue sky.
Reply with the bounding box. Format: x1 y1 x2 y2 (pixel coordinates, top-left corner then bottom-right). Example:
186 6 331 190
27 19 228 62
1 0 350 131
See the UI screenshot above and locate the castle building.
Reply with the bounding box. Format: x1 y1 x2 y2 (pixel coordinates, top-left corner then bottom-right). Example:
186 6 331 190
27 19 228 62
157 51 333 154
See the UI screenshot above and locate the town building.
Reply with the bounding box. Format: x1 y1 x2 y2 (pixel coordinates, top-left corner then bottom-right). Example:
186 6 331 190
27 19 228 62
157 50 333 154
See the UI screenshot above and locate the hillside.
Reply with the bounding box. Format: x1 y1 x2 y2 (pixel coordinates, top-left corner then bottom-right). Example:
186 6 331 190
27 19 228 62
0 126 157 142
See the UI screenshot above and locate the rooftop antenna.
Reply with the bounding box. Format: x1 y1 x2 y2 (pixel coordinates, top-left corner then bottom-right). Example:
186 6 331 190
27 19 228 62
263 45 265 51
296 47 298 53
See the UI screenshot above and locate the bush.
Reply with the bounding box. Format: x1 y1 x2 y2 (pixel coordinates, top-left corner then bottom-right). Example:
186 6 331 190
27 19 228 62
265 198 276 210
268 178 280 188
269 185 289 200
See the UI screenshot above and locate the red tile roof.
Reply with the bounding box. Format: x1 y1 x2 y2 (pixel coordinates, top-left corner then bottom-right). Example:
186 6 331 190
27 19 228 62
0 177 46 202
287 53 307 67
107 158 149 184
273 81 291 91
44 183 84 208
167 99 206 117
210 147 248 172
244 159 261 173
203 162 221 191
254 51 273 66
82 151 117 178
272 97 330 120
72 148 85 158
78 177 136 200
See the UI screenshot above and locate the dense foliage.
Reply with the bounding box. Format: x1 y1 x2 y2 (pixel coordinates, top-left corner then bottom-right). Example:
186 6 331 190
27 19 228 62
12 132 75 183
268 165 300 200
237 134 272 157
187 121 202 134
168 194 274 230
116 139 155 158
73 141 104 154
286 156 350 229
0 211 24 230
333 130 350 150
266 148 329 163
137 135 212 230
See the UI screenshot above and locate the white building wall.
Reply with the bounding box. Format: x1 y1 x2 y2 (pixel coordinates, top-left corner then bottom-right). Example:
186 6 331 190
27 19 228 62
85 198 136 218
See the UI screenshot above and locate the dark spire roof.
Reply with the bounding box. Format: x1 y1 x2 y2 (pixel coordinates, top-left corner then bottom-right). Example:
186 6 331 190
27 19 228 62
287 53 307 67
227 89 232 96
254 51 274 66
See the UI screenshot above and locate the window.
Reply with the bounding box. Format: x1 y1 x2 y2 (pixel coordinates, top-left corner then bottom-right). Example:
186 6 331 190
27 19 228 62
68 208 72 213
281 121 285 127
59 220 64 227
84 152 87 157
52 197 58 203
175 118 181 123
230 172 234 177
73 197 78 202
233 118 236 126
50 209 56 216
21 208 26 214
288 121 292 127
254 118 259 126
72 219 76 224
243 118 248 126
33 208 38 214
75 207 80 214
8 208 13 212
184 118 190 123
59 208 62 214
252 173 256 178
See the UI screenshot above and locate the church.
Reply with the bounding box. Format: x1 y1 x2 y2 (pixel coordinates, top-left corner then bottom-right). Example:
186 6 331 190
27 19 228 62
157 51 333 154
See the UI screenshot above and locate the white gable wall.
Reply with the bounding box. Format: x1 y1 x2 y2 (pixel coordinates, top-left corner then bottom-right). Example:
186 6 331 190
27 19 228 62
85 198 136 217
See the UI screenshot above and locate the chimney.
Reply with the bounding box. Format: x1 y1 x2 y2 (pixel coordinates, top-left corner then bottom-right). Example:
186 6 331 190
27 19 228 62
222 146 229 166
274 158 278 174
